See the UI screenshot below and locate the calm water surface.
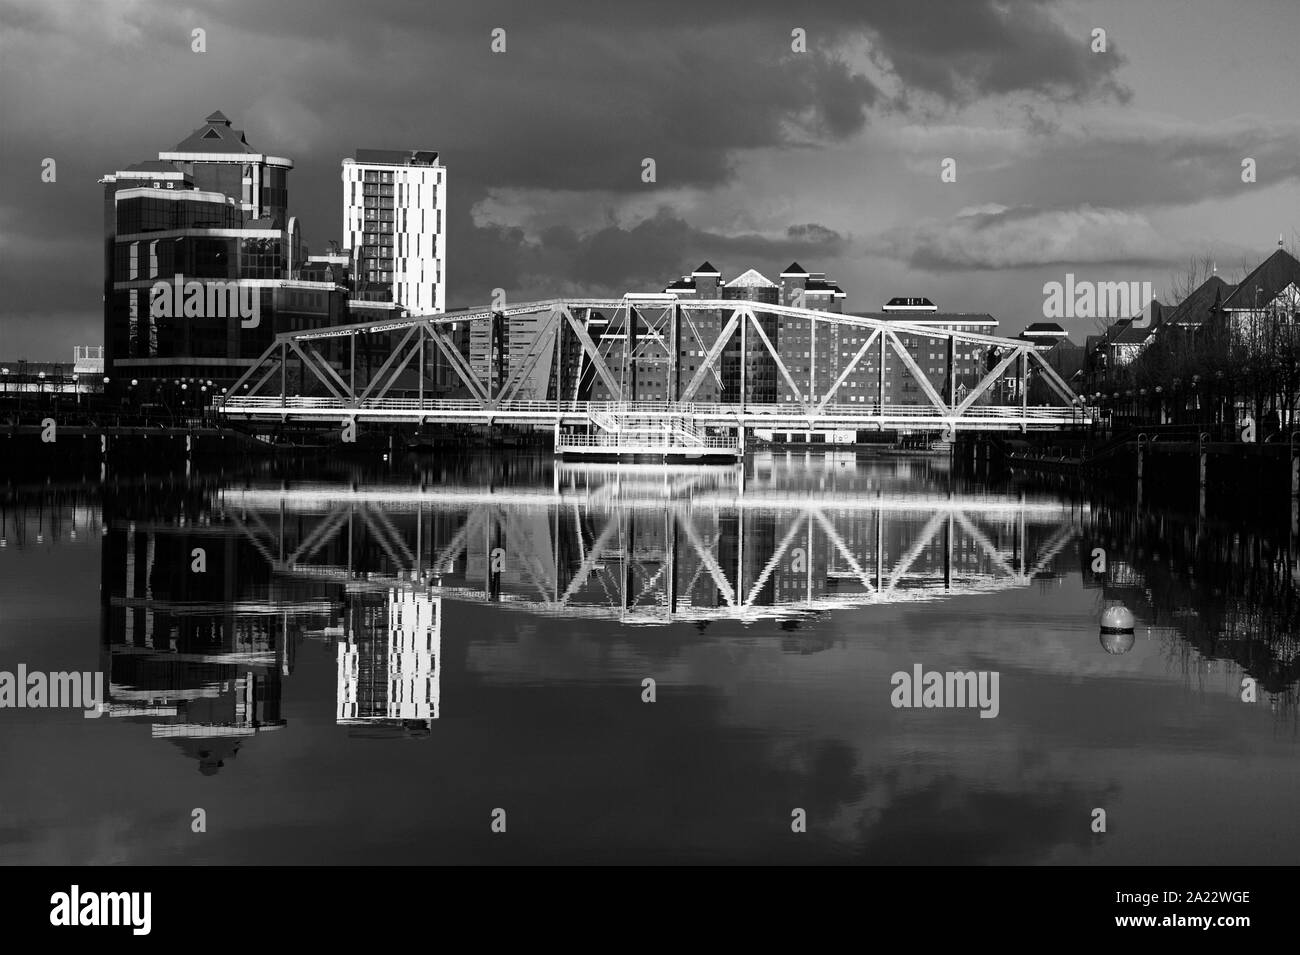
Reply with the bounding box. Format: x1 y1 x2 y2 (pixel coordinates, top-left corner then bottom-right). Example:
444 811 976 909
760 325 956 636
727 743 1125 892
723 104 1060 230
2 451 1297 864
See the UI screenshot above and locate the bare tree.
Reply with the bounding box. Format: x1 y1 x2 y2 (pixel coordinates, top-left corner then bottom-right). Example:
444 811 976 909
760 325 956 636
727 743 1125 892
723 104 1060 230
1165 254 1218 305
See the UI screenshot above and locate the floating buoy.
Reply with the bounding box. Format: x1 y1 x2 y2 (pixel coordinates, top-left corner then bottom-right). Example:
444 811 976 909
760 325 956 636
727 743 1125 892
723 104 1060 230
1100 604 1135 632
1099 630 1136 655
1100 603 1136 653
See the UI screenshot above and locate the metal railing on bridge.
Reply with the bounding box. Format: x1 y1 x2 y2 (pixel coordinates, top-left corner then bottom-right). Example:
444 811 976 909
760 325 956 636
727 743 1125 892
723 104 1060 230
556 431 738 455
217 395 1092 425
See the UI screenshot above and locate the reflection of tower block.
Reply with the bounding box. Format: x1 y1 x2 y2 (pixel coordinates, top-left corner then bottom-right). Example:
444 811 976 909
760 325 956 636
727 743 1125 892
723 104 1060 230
337 591 440 735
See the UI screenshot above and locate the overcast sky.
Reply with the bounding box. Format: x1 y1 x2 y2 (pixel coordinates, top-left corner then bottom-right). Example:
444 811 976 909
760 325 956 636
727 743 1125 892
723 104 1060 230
2 0 1298 360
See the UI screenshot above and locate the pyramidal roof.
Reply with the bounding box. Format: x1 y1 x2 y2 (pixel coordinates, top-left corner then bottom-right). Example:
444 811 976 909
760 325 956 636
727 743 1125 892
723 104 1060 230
1164 275 1232 327
725 268 777 288
1219 248 1300 310
1113 309 1160 343
692 261 721 275
170 111 257 154
781 261 808 276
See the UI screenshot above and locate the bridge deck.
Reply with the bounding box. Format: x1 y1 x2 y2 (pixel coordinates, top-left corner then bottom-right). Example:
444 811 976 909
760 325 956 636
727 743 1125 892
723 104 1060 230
217 397 1092 432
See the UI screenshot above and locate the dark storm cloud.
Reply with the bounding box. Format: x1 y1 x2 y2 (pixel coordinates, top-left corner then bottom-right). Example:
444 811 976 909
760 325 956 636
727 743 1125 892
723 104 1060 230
0 0 1127 355
198 0 1128 110
179 0 1124 192
453 205 844 301
982 117 1300 209
567 211 845 290
864 0 1130 106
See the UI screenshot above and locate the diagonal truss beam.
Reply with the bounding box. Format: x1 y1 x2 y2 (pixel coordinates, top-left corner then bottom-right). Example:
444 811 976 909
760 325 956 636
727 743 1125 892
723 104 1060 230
680 308 723 389
628 304 671 360
1025 522 1079 579
561 512 621 603
359 507 411 574
885 511 947 592
811 509 876 594
744 512 810 606
305 342 356 403
561 305 622 400
815 328 880 415
1027 347 1079 406
366 506 416 567
286 506 352 567
953 512 1020 581
432 508 485 574
224 340 282 403
887 330 950 415
746 308 813 417
243 355 285 399
501 308 560 404
630 561 668 608
226 512 277 565
679 516 737 607
680 307 742 403
287 340 348 404
358 324 421 402
425 323 489 404
955 346 1021 415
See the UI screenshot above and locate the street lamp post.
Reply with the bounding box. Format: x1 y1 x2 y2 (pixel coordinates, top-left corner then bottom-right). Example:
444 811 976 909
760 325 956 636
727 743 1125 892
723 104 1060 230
1216 370 1225 430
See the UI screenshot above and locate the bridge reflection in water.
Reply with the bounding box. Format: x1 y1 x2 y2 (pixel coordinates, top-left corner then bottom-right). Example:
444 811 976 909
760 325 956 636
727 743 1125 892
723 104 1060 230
220 459 1082 625
91 457 1077 769
0 448 1289 787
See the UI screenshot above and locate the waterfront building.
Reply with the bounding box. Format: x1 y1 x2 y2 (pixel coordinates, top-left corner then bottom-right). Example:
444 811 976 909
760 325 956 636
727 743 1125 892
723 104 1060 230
1213 247 1300 338
1164 276 1235 334
1082 300 1164 396
1028 337 1085 404
467 308 561 400
341 148 446 315
773 261 846 405
847 299 999 407
101 112 351 393
584 261 847 405
1018 322 1068 351
0 348 103 395
722 268 781 404
662 261 727 403
100 511 297 774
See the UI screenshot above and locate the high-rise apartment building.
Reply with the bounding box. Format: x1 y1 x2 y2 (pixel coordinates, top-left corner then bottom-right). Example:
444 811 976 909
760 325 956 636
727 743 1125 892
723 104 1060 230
342 149 446 315
101 111 350 390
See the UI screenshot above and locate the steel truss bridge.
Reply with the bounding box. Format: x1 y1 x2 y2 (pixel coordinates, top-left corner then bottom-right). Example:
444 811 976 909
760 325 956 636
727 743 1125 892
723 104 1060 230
217 298 1094 446
219 472 1082 625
